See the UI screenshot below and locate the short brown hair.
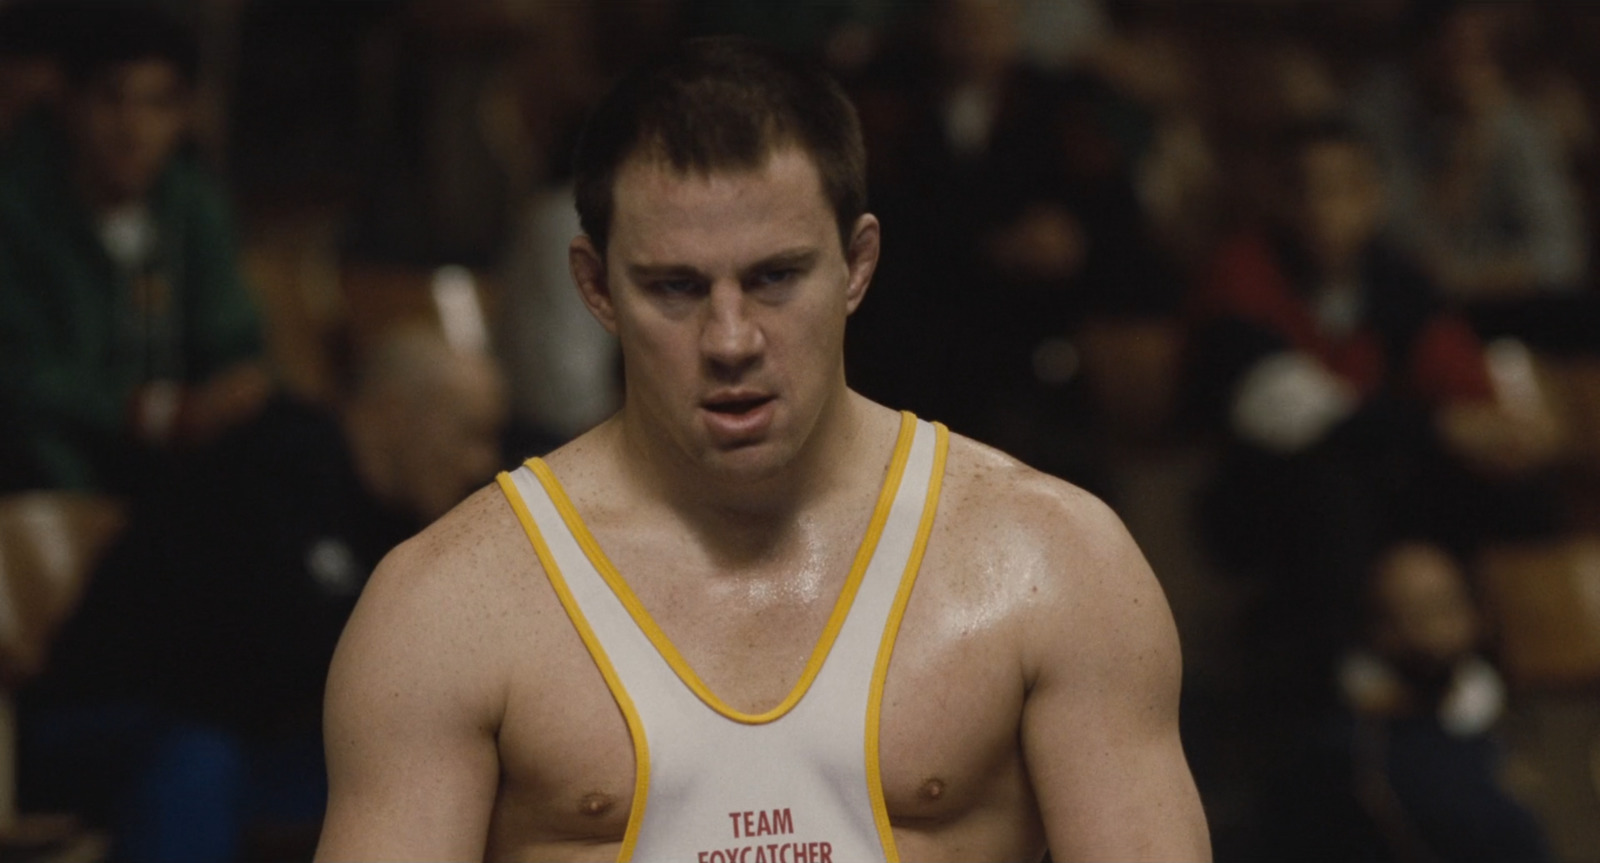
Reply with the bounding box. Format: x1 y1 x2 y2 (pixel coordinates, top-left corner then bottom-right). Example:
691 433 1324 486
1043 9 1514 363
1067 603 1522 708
572 35 866 255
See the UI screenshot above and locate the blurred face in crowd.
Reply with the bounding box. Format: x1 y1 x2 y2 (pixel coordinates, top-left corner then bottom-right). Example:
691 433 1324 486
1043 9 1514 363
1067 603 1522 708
572 145 877 483
389 352 507 523
1371 543 1481 674
349 338 508 524
67 58 191 207
1295 139 1385 273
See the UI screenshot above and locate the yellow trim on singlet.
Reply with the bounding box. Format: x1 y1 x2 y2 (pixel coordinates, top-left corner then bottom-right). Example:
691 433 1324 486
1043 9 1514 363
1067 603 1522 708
525 410 920 725
865 422 949 862
495 472 651 863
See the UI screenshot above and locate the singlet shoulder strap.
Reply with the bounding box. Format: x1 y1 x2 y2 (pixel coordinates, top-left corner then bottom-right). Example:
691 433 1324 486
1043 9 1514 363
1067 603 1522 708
495 465 653 860
516 412 925 724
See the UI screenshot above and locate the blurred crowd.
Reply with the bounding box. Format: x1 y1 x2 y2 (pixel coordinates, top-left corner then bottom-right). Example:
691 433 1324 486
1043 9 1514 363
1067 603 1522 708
3 0 1600 861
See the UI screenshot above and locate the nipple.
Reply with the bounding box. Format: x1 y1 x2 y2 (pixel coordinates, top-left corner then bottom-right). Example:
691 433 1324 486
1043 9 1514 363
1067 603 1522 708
578 792 617 817
918 778 946 802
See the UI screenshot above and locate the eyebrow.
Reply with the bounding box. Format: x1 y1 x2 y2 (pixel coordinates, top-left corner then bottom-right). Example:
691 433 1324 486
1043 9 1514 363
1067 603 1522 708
742 249 819 279
624 248 820 284
625 262 703 284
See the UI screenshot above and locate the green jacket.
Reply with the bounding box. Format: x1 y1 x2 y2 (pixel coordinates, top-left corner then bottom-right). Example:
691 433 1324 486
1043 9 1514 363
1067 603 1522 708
0 117 264 491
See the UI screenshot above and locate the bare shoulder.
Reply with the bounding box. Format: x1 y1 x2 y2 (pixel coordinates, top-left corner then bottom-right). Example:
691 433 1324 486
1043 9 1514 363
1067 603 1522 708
939 432 1122 541
355 482 535 639
932 432 1175 676
330 481 542 726
932 435 1208 860
318 482 540 860
936 431 1146 589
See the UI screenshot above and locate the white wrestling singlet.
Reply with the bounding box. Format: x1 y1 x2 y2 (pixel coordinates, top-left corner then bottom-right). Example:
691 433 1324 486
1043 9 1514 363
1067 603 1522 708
497 412 948 863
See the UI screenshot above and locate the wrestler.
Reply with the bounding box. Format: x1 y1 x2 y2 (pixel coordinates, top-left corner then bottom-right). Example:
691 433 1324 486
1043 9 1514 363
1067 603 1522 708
315 35 1209 863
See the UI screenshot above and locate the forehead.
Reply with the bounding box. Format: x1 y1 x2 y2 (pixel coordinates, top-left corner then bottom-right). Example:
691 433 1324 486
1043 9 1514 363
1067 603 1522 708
608 146 836 264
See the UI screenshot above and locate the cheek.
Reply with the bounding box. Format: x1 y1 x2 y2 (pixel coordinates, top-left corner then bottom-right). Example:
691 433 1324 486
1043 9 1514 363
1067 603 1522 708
789 300 848 363
393 435 436 486
619 318 699 387
454 422 504 481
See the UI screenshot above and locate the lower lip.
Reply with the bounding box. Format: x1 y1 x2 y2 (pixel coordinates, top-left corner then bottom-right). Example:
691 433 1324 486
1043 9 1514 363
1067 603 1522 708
701 399 776 441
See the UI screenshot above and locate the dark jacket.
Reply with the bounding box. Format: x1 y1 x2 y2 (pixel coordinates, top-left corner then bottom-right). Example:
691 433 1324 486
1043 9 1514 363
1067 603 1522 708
0 114 263 492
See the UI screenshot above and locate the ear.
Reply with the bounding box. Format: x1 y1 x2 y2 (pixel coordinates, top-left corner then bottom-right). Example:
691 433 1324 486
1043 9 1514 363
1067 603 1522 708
843 213 880 316
570 234 618 336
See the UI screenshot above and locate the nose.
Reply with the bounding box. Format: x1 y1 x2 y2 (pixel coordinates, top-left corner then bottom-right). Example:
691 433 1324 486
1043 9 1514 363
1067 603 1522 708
700 281 764 374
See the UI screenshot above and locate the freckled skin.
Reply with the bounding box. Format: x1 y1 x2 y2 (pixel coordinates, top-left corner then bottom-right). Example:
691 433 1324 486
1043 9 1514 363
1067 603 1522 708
314 151 1210 862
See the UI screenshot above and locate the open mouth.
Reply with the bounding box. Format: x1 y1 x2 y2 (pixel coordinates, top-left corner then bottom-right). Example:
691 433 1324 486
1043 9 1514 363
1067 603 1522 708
703 396 774 415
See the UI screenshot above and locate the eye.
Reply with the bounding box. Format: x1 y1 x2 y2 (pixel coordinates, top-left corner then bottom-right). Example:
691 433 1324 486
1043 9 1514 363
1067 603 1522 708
751 268 799 288
650 278 704 297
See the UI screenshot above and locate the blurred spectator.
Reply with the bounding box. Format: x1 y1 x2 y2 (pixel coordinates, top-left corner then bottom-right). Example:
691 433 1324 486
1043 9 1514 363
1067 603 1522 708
1265 541 1550 862
497 185 619 449
1189 118 1563 707
1352 2 1598 352
1114 15 1222 275
488 2 620 449
0 4 270 495
17 323 507 863
846 0 1179 485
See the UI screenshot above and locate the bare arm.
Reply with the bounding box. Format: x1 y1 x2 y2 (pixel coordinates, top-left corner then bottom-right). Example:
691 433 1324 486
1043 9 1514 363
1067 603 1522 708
315 520 507 862
1020 492 1210 861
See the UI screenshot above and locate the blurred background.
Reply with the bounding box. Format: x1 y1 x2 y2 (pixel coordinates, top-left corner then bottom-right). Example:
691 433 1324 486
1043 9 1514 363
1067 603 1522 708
3 0 1600 860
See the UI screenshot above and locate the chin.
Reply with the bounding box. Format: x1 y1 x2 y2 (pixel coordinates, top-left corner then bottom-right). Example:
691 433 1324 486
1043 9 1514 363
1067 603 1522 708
696 438 798 483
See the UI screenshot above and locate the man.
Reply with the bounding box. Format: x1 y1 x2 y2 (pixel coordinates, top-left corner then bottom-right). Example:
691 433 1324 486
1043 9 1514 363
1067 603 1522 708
1260 541 1550 862
0 5 268 494
318 36 1208 862
23 325 506 863
1190 119 1560 716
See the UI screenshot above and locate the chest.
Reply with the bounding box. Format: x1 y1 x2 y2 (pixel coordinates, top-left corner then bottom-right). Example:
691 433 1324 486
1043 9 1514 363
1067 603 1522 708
488 559 1029 853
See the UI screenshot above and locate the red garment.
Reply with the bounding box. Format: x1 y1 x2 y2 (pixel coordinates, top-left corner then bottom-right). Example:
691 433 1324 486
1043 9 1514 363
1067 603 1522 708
1198 234 1493 404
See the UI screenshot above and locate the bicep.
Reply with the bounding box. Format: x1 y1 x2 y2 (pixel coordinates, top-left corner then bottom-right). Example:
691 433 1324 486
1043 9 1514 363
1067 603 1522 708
315 550 504 862
1020 504 1210 862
